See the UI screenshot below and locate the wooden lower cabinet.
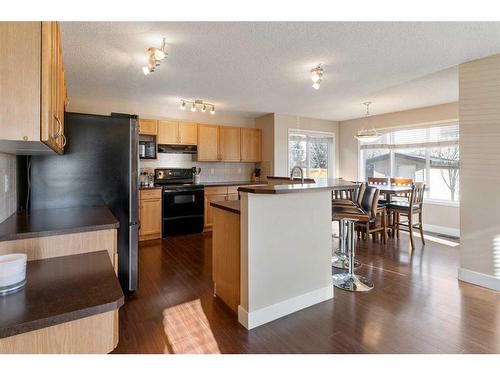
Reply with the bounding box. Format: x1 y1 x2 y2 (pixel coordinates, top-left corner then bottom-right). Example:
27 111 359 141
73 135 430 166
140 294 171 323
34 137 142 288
204 193 227 230
139 189 162 241
212 206 240 312
0 310 118 354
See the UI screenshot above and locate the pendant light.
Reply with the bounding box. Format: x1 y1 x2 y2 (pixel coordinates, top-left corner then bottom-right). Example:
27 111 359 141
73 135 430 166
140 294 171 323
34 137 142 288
354 102 381 142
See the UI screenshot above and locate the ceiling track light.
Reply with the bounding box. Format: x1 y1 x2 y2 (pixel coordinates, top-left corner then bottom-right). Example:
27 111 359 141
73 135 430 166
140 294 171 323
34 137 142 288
180 99 216 115
310 64 324 90
142 37 168 76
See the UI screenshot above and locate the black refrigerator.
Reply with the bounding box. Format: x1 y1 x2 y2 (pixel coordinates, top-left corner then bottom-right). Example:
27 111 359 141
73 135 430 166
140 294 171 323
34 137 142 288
26 112 139 293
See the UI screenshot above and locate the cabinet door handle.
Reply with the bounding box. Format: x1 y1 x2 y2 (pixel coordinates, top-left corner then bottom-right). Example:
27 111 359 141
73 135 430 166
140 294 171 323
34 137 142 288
62 133 67 147
52 115 63 138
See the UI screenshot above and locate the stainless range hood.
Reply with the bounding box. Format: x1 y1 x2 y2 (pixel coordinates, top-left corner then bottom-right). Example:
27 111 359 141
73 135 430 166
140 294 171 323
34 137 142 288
157 144 197 154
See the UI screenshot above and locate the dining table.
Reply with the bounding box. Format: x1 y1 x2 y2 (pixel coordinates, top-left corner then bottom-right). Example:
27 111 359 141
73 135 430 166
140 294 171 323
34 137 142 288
367 184 413 203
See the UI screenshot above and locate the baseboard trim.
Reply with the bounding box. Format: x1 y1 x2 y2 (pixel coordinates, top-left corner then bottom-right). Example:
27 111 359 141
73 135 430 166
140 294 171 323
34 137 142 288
424 224 460 238
237 284 334 330
458 268 500 291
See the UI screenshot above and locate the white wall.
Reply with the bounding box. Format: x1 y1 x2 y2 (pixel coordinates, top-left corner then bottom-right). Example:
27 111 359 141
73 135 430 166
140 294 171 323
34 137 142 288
458 53 500 291
0 153 17 223
239 190 333 329
338 102 460 236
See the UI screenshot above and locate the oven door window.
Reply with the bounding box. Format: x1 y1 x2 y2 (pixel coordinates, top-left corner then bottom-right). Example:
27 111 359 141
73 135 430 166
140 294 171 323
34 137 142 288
163 190 204 218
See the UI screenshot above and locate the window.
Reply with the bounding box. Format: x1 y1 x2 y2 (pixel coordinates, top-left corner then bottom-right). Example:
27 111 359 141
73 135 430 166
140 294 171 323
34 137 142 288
288 130 334 179
359 123 459 203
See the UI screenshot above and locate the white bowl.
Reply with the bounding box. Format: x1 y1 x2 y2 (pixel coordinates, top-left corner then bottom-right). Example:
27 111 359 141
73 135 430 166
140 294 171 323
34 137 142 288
0 253 27 291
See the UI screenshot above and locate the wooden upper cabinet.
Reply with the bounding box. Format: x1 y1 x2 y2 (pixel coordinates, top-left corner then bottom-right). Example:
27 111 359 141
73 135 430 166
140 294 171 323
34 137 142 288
219 126 241 162
241 128 262 162
179 122 197 145
41 22 66 155
139 119 158 135
158 120 178 144
0 21 67 155
157 120 198 145
197 124 220 161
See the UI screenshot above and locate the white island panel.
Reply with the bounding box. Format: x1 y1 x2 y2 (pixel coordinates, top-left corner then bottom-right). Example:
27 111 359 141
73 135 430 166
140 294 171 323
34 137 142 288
238 190 333 329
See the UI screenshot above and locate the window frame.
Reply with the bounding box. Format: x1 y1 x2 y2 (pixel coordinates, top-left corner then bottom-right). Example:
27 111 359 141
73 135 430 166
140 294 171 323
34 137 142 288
357 123 460 207
287 128 336 180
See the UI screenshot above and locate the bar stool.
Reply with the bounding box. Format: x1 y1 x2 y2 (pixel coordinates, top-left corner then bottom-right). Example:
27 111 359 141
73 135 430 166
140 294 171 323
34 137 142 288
332 218 361 269
332 218 374 292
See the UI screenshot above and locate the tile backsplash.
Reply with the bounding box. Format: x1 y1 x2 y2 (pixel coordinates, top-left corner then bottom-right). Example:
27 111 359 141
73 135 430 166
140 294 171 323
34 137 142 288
0 153 17 223
140 153 257 182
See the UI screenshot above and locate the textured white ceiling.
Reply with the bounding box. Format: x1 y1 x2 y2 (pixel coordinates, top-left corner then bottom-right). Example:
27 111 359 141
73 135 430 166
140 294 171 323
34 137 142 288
60 22 500 121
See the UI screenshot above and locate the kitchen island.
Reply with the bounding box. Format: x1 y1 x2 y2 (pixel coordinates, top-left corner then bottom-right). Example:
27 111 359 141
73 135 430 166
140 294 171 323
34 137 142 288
211 178 357 329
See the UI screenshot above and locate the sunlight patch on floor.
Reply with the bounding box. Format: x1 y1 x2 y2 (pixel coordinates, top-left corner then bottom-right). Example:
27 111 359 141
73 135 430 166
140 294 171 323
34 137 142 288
162 299 221 354
403 231 460 247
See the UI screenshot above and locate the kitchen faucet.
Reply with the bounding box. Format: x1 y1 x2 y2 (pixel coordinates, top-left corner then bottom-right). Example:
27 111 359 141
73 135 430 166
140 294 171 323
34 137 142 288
290 166 305 184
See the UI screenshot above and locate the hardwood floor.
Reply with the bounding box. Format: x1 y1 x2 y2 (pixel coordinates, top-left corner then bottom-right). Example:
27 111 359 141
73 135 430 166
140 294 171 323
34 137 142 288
113 231 500 354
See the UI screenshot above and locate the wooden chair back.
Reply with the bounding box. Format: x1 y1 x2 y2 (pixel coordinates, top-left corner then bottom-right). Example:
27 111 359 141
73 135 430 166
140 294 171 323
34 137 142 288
368 177 388 185
410 182 425 209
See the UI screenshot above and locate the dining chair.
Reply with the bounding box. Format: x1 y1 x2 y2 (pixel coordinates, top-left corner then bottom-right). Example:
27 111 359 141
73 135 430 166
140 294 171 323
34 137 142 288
387 182 425 249
332 183 366 207
333 186 387 243
390 177 413 201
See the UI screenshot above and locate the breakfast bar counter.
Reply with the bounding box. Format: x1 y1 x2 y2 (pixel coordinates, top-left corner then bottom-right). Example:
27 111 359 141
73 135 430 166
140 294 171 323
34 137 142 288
211 178 358 330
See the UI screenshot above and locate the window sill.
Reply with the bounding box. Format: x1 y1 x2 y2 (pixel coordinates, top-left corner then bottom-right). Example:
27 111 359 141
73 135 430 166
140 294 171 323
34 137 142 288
423 199 460 208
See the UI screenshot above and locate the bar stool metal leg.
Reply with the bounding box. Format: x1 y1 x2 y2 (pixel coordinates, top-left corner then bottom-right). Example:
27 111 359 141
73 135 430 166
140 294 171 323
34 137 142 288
332 219 374 292
332 219 360 270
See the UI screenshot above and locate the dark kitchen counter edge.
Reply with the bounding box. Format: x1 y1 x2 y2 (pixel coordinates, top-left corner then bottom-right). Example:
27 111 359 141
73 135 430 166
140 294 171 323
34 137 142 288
0 206 120 242
210 200 241 214
237 179 358 194
0 298 124 339
202 181 267 187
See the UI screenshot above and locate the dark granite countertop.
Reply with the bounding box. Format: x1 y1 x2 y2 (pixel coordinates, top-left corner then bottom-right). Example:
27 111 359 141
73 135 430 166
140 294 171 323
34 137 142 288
0 251 124 339
238 178 358 194
210 200 241 214
202 181 267 187
266 176 316 183
0 206 119 242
